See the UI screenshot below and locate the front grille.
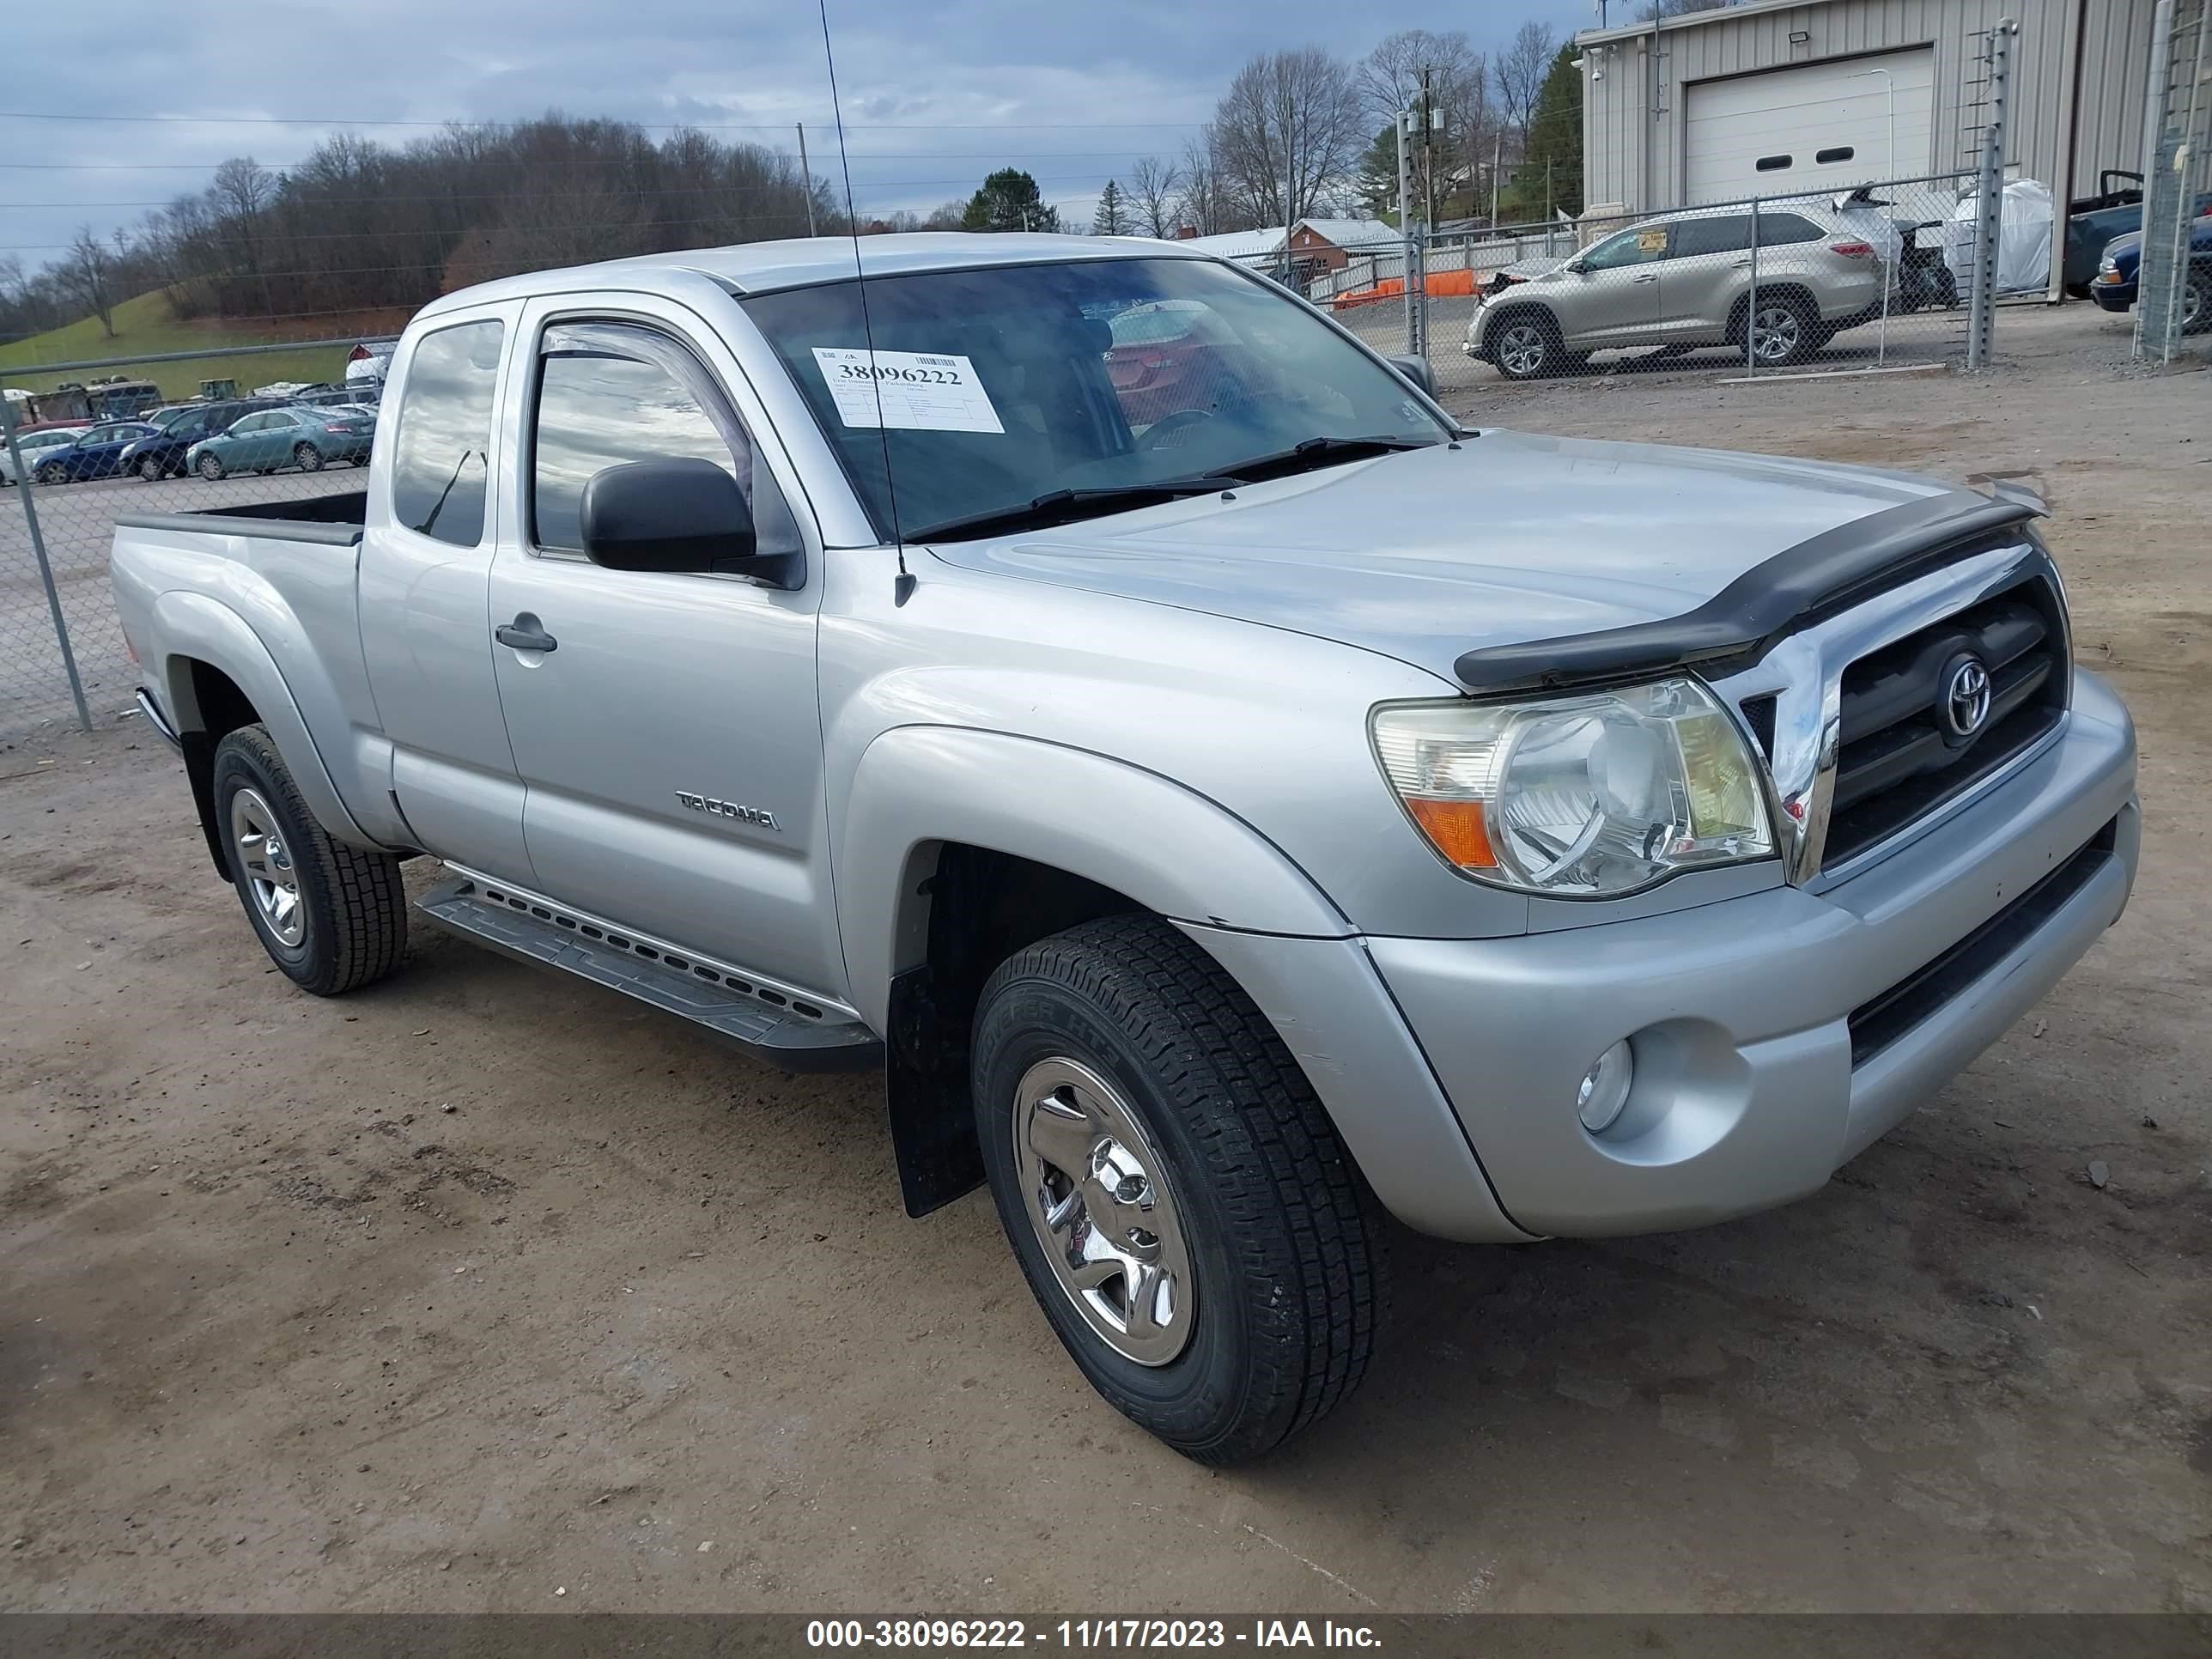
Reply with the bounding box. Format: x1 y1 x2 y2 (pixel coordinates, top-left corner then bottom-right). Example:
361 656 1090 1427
1848 817 2117 1066
1821 577 2068 869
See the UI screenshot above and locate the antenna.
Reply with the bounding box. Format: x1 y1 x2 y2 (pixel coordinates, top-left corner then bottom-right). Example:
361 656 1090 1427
817 0 915 606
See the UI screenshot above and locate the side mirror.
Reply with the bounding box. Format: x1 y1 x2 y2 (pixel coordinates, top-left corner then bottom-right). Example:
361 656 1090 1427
580 458 766 576
1386 353 1436 398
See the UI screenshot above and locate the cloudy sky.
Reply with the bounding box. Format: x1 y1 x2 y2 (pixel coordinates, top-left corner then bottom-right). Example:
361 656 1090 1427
6 0 1599 272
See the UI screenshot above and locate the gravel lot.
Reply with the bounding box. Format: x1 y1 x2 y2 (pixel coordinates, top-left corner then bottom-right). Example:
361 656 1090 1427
2 301 2207 1616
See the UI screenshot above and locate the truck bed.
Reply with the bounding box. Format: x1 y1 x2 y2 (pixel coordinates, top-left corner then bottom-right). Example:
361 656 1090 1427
113 489 368 547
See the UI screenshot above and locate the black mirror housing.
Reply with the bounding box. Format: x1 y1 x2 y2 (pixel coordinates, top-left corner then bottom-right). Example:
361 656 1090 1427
580 458 763 575
1386 353 1436 398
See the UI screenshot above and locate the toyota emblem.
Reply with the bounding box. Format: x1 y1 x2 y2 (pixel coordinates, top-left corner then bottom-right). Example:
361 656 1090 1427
1943 657 1992 739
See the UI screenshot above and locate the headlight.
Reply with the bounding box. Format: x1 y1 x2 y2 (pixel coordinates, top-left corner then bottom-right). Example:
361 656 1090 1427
1371 677 1775 896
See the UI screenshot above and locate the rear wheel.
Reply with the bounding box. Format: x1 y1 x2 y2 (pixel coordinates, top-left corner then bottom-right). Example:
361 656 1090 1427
196 452 226 480
211 724 407 996
2183 264 2209 336
972 914 1386 1464
294 441 323 472
1747 293 1819 366
1490 311 1562 380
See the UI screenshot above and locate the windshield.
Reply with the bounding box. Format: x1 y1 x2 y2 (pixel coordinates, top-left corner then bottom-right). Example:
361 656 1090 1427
743 256 1448 542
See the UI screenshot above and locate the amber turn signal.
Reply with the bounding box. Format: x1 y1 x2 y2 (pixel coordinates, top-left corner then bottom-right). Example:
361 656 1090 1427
1405 796 1498 869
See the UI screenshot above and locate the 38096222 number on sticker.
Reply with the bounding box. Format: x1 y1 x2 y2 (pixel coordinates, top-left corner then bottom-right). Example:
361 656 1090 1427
810 347 1006 434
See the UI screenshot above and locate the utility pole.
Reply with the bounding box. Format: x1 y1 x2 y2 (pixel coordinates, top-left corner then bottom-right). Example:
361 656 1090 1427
1419 68 1436 230
1396 109 1425 357
796 123 817 236
1490 129 1504 228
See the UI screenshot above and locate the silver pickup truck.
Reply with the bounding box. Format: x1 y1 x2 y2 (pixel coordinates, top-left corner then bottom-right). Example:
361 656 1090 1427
111 234 2139 1463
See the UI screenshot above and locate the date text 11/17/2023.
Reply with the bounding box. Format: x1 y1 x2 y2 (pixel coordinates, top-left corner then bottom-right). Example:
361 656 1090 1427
804 1619 1384 1649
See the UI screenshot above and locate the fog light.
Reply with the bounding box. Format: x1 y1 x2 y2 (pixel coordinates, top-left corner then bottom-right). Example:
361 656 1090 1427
1576 1040 1633 1134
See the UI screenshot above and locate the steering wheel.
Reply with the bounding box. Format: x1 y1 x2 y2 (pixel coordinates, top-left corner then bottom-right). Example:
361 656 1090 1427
1137 408 1216 452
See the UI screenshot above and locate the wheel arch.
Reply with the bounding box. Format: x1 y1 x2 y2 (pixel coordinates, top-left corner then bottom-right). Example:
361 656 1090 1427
155 591 370 877
839 726 1354 1218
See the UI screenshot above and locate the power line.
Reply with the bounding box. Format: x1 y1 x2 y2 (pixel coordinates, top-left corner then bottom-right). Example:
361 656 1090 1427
0 110 1207 131
2 150 1187 171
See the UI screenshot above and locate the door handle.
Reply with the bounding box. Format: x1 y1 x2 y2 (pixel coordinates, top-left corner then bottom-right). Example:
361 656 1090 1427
1630 272 1658 284
495 617 558 653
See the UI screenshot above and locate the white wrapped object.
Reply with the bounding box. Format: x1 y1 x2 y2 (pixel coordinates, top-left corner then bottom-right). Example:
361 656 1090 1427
1943 178 2054 294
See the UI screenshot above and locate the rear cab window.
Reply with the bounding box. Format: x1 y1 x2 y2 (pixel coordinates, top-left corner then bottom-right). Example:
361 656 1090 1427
391 319 505 547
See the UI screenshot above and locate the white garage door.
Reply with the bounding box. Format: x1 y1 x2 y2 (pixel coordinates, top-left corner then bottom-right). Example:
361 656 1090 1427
1685 47 1936 204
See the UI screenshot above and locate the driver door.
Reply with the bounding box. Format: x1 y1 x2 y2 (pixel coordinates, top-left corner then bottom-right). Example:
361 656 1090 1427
1556 223 1669 346
483 297 844 998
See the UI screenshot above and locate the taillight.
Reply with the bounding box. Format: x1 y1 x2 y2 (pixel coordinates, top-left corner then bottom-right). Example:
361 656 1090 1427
1830 240 1875 258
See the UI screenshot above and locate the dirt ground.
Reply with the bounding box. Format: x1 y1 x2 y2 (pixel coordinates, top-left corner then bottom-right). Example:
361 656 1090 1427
2 302 2208 1616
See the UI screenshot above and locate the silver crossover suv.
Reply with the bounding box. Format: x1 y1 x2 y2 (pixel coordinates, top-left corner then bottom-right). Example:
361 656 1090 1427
1466 203 1887 379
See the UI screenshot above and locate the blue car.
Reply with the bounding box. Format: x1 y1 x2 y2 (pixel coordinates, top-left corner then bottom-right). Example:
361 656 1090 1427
2088 212 2211 334
27 420 161 485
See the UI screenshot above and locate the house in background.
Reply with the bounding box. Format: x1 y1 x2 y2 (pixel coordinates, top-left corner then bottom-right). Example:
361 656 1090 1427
1577 0 2163 298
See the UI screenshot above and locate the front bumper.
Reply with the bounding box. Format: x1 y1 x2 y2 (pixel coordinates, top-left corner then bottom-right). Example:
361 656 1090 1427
1359 670 2137 1239
2089 276 2137 313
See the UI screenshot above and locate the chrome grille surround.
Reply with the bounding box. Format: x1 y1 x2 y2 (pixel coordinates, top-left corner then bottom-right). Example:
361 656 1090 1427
1705 537 2071 890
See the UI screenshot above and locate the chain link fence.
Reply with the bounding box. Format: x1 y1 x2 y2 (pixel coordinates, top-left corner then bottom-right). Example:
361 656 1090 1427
2135 0 2211 361
3 341 387 738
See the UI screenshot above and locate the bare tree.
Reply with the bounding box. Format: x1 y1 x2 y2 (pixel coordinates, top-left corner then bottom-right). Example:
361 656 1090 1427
1358 29 1491 222
1210 47 1366 228
1641 0 1735 16
1174 135 1237 234
1493 21 1559 149
1127 155 1182 239
64 226 118 336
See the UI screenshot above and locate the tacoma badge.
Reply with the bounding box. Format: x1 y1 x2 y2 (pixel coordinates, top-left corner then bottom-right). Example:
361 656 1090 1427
676 792 778 830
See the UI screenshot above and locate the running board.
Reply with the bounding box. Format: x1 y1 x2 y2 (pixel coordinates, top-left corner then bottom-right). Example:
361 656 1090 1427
417 873 883 1073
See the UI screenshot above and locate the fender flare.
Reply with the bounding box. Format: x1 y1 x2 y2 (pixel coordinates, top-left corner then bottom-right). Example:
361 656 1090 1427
154 589 372 857
836 726 1352 1030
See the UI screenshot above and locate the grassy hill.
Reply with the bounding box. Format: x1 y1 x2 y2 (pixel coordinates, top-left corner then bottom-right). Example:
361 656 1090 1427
0 291 410 404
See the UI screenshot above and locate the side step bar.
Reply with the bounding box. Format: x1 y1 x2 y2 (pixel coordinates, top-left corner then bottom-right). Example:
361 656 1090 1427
417 873 883 1074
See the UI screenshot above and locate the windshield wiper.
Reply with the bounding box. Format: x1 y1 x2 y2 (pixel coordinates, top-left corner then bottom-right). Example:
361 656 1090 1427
1202 434 1435 483
907 480 1233 543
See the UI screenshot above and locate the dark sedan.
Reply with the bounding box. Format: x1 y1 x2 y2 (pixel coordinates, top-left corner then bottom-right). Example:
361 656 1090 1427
2088 213 2212 334
118 398 289 482
28 421 161 484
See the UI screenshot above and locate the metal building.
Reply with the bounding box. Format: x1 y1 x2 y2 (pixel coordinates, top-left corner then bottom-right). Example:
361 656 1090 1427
1577 0 2165 294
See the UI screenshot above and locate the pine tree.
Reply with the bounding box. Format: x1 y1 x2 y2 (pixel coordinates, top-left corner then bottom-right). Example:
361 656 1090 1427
962 168 1060 233
1504 45 1583 221
1091 179 1130 236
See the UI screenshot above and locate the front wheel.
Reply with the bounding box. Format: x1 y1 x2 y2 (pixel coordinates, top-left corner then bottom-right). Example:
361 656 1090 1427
973 914 1386 1464
211 724 407 995
137 453 167 482
196 452 226 480
36 463 67 486
1489 312 1563 380
2182 264 2209 336
293 441 323 472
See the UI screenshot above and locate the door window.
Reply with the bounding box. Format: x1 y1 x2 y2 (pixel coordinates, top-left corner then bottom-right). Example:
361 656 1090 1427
1581 226 1671 270
1670 216 1753 258
392 319 504 547
527 320 798 560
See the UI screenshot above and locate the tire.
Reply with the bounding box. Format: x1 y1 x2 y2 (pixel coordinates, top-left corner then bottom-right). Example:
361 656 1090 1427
36 463 66 486
210 724 407 996
137 453 166 482
196 452 226 480
972 914 1387 1465
1746 291 1820 367
294 441 323 473
1488 309 1562 380
2183 264 2209 337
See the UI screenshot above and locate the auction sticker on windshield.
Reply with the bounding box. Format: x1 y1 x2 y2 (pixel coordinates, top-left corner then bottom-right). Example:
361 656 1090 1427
811 348 1005 434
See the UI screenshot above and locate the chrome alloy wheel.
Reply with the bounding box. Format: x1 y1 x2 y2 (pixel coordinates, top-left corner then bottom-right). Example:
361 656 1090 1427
230 787 306 947
1014 1056 1195 1366
1496 321 1549 377
1751 302 1802 363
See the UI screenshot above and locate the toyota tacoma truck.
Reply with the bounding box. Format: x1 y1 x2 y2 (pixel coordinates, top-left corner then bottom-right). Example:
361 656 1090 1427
110 233 2139 1463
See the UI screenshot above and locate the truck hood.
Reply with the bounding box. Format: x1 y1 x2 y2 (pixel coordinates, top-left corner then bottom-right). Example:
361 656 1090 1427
924 429 1952 685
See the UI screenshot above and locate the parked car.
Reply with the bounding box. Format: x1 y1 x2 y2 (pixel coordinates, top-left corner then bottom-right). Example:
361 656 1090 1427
2087 213 2212 333
1466 203 1886 380
26 420 160 484
1 422 93 485
2061 171 2212 295
112 234 2136 1463
118 398 290 481
292 383 381 410
185 404 376 478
